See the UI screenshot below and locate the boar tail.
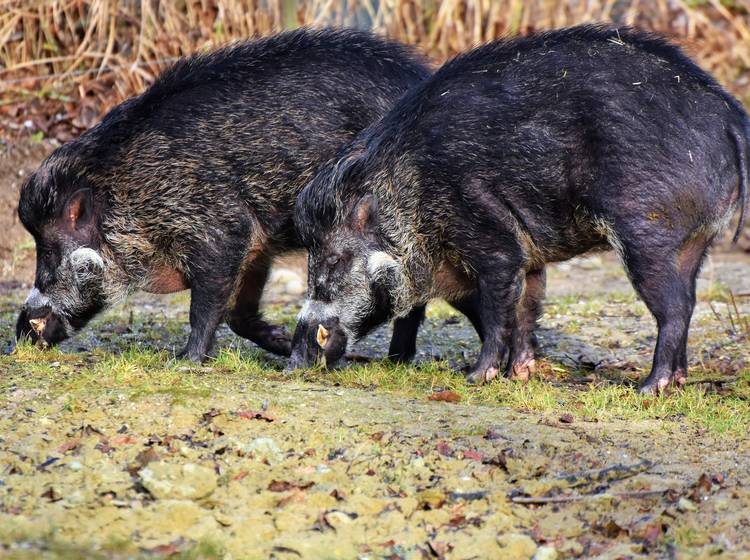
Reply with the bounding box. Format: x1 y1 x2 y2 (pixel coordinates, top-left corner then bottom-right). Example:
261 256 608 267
730 123 749 244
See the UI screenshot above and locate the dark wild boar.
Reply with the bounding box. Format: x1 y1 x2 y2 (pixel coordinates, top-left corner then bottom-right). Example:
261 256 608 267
13 28 431 362
291 25 748 394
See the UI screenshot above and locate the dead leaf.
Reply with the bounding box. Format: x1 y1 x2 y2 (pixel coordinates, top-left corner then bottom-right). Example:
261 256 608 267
277 488 308 507
689 473 714 502
201 408 221 423
71 424 104 437
428 390 462 403
268 479 314 492
436 441 453 457
484 428 504 440
639 521 665 546
483 448 512 471
233 471 249 481
427 540 452 559
417 489 447 510
462 450 483 461
95 439 114 454
148 539 185 555
330 489 346 501
111 435 138 445
57 438 81 453
598 519 627 539
237 410 276 422
128 447 160 475
559 413 574 424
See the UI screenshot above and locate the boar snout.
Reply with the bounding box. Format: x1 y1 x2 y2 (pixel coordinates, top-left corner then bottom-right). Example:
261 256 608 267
10 307 38 353
288 315 348 370
15 293 70 350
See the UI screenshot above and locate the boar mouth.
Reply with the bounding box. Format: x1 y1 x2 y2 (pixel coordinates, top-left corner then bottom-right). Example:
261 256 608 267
13 302 75 351
288 313 349 370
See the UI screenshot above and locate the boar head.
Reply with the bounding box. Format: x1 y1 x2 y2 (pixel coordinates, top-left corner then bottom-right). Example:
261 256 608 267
14 160 112 349
290 191 408 369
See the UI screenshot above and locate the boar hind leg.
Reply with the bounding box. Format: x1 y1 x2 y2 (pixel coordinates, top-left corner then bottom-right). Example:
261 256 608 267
226 255 291 357
622 230 710 395
449 292 485 341
509 268 546 381
465 255 525 385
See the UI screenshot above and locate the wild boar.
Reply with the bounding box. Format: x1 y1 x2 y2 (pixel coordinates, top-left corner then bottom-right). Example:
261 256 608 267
290 25 747 394
13 28 430 362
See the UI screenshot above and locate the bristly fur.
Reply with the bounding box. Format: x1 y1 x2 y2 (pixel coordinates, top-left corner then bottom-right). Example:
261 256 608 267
17 28 430 360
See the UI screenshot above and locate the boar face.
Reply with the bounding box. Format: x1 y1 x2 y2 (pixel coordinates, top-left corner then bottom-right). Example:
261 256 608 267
290 195 406 368
15 165 110 347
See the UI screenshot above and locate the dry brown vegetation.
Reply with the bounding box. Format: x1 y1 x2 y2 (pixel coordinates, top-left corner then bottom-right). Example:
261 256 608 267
1 0 750 142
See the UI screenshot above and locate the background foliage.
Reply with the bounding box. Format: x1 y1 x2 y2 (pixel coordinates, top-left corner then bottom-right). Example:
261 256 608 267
1 0 750 142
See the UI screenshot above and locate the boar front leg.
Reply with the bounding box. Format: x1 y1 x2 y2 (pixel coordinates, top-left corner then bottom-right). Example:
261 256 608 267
465 258 525 384
179 274 235 362
178 242 247 362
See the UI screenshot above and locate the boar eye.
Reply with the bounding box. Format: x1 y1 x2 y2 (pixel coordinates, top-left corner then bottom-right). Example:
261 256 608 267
325 254 341 267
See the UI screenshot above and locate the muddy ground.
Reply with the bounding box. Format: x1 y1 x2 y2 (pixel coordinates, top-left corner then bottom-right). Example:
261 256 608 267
1 143 750 559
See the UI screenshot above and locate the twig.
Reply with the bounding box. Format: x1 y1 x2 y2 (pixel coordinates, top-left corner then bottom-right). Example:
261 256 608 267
557 459 654 489
729 291 749 336
511 489 671 505
684 376 739 386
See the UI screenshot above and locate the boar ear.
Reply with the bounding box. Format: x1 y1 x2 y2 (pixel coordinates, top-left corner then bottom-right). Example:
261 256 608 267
353 195 377 233
63 189 94 231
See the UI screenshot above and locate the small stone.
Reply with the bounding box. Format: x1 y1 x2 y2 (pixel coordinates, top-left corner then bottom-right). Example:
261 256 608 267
269 268 305 294
533 546 558 560
285 279 305 295
497 533 538 559
242 437 283 464
416 489 447 510
214 511 234 526
677 497 697 512
139 461 217 500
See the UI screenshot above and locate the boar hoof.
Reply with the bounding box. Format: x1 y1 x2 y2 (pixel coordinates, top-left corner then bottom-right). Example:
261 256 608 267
510 358 536 382
259 328 292 357
639 370 687 396
465 366 499 385
672 368 688 386
175 347 208 364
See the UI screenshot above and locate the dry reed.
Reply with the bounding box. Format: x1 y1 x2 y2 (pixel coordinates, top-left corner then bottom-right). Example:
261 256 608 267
1 0 750 141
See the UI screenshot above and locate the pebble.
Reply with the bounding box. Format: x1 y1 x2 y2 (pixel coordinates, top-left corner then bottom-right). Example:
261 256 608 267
139 462 217 500
242 437 283 464
497 533 538 559
268 268 305 295
533 546 558 560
